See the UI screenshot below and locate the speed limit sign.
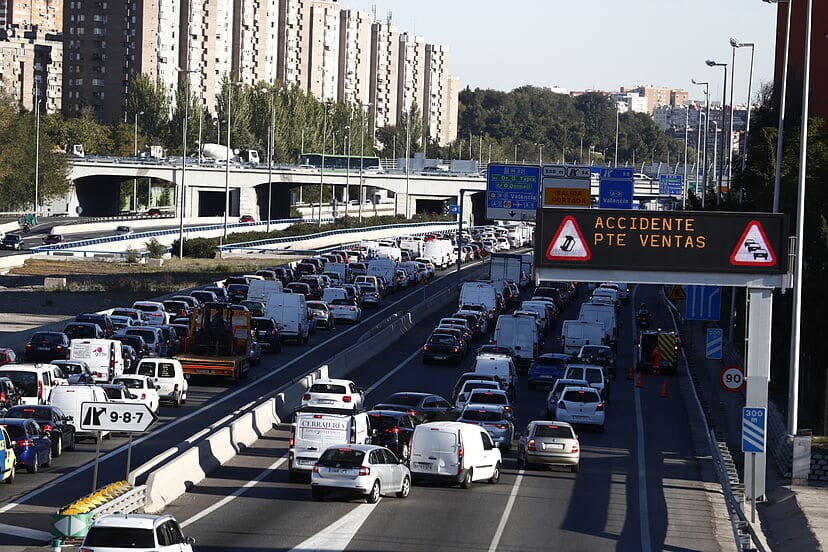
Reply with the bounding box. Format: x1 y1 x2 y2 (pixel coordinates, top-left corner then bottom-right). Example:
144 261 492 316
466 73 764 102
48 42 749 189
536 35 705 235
720 365 745 393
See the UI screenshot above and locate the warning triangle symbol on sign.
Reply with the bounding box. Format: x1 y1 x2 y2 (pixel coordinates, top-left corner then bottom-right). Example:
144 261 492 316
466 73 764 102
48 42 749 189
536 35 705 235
545 215 591 261
730 220 776 266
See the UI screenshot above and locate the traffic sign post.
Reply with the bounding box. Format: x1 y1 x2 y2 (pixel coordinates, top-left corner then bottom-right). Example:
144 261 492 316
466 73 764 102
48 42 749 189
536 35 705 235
686 285 722 321
720 364 745 392
659 174 683 197
706 328 723 360
541 165 592 208
743 407 767 522
599 168 634 209
486 164 540 220
81 402 157 491
448 204 460 215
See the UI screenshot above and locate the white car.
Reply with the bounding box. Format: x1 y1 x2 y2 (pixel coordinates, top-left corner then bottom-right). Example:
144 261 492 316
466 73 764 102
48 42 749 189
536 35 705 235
113 374 160 413
81 514 195 551
311 444 410 502
328 299 362 323
302 378 364 410
554 386 605 431
109 315 135 331
454 380 502 411
131 301 169 326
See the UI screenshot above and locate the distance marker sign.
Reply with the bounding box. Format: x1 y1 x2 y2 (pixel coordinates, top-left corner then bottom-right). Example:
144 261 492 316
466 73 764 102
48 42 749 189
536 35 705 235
535 208 787 274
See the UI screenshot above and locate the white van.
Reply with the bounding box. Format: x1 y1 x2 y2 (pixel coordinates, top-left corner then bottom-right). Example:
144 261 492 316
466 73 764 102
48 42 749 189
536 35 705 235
367 259 398 290
134 358 188 407
289 407 371 481
0 363 67 405
265 292 310 344
69 339 124 383
591 287 619 307
47 385 111 440
459 281 498 320
561 320 606 354
493 314 539 372
247 279 284 305
520 300 550 334
410 421 502 487
579 303 618 349
399 237 424 258
474 354 517 400
321 287 347 304
423 240 453 269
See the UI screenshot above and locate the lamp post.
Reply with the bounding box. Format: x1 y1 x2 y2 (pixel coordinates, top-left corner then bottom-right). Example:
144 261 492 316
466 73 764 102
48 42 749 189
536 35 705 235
764 0 793 213
535 143 543 165
133 110 144 212
176 67 197 259
404 109 411 219
683 105 689 209
706 59 728 205
692 79 710 207
358 103 370 222
319 101 331 228
222 79 241 246
711 120 720 194
731 37 756 174
695 110 704 200
614 106 620 167
727 46 737 192
788 0 813 436
33 91 40 217
260 86 276 232
344 121 351 216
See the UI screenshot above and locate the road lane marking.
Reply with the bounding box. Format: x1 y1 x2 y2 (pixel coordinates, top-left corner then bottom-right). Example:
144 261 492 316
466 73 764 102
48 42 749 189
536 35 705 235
631 284 651 552
180 454 288 528
364 348 422 396
289 502 378 552
0 523 54 542
487 469 524 552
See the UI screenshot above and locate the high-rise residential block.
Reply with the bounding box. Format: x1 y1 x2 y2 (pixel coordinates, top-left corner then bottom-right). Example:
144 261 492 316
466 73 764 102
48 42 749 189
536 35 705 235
423 43 454 146
445 75 459 146
307 0 339 101
0 26 61 112
232 0 279 86
337 8 370 106
368 19 398 132
396 32 424 119
0 0 62 32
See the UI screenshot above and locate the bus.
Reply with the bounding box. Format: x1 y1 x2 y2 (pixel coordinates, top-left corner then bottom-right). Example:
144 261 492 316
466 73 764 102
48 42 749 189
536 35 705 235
298 153 383 172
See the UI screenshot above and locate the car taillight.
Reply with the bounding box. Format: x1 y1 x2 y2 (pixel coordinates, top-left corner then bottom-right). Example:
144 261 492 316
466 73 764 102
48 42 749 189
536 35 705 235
384 427 400 434
487 423 509 430
527 438 536 451
41 424 53 432
407 410 417 416
350 424 356 443
358 466 371 476
457 443 465 474
37 380 43 400
571 444 579 453
16 439 31 447
25 343 31 349
312 463 319 474
174 383 179 392
558 401 566 410
140 393 147 400
289 425 295 447
491 340 496 345
343 396 352 403
56 345 63 350
349 307 356 311
596 403 604 411
0 392 5 403
423 345 429 351
303 393 311 400
452 347 459 353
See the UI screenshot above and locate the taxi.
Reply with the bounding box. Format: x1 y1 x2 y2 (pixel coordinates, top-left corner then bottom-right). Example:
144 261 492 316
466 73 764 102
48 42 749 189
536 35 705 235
0 425 16 483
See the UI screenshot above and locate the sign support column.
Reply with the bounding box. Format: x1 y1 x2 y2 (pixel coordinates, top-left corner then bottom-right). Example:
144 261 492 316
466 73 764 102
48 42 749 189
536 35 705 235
744 287 772 501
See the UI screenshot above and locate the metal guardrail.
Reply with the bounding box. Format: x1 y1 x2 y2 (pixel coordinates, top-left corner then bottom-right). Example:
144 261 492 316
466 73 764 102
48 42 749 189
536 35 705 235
663 294 767 552
90 485 147 518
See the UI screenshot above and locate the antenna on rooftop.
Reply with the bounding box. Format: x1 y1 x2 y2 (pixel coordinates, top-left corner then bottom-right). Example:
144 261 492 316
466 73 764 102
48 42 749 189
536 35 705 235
387 11 392 25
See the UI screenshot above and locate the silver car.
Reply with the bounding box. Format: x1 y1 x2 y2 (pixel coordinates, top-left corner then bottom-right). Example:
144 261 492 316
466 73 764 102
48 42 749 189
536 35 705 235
457 404 514 450
517 420 580 472
311 444 411 503
307 301 334 330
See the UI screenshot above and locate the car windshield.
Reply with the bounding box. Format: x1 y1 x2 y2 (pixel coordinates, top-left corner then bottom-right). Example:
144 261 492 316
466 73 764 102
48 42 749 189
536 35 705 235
428 335 455 346
309 383 347 394
31 333 62 344
252 319 274 331
83 527 156 547
126 329 157 344
581 346 606 356
468 392 507 405
535 424 575 438
583 369 603 384
59 364 85 375
115 378 142 389
462 410 503 422
5 407 49 421
383 394 422 407
331 299 352 306
317 448 365 468
536 357 565 368
563 390 600 403
132 304 158 313
0 371 36 396
103 387 125 400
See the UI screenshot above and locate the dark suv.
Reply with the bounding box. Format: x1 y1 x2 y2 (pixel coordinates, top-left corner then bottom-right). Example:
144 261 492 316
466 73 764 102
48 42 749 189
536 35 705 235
1 233 23 250
75 313 116 337
251 317 282 352
25 331 70 362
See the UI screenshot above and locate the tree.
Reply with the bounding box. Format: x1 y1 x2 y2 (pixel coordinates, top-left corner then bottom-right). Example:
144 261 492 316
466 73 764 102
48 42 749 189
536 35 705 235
125 74 171 144
167 78 204 155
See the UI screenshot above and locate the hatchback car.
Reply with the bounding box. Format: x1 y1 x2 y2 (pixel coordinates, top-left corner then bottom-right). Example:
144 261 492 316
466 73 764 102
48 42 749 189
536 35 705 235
1 233 23 250
517 420 580 472
3 405 75 456
24 331 70 362
307 301 334 330
131 301 169 326
528 353 571 390
311 444 411 503
465 389 514 420
112 375 160 413
81 514 195 551
75 313 116 337
555 386 605 432
457 405 514 450
328 299 361 323
63 322 103 341
302 379 364 410
0 418 51 472
422 333 463 365
250 317 281 352
355 283 381 308
366 410 418 461
372 392 455 423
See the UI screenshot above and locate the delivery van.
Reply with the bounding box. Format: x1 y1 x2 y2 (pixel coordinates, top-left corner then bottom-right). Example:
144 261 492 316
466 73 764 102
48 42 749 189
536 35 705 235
69 339 124 382
492 314 539 372
47 385 110 440
561 320 606 354
459 281 498 320
247 279 284 305
579 303 618 349
265 292 310 344
409 421 502 487
289 406 370 481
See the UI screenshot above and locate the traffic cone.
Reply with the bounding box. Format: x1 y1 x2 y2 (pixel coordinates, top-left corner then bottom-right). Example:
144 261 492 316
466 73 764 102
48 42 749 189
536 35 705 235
627 366 634 381
635 371 644 388
660 379 669 398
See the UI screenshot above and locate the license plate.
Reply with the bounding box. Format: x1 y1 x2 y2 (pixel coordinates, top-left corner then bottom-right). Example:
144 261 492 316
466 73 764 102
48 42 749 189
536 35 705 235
196 369 211 374
319 399 334 404
38 347 50 351
434 355 446 360
295 458 314 466
327 468 353 474
414 462 433 470
575 416 590 420
544 443 565 450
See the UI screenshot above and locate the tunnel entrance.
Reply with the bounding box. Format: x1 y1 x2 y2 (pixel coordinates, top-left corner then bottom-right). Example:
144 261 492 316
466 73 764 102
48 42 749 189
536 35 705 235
198 190 240 217
254 184 293 220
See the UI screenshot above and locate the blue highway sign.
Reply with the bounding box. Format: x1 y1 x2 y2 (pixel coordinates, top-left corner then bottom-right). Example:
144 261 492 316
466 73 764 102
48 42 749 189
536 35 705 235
685 285 721 321
448 204 460 215
706 328 723 360
742 407 766 454
486 164 540 221
659 174 683 197
599 168 634 209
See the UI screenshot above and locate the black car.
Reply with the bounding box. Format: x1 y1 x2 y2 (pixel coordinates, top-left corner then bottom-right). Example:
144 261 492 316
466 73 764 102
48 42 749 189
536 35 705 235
251 317 282 351
578 345 617 380
226 284 250 304
366 410 418 461
25 331 70 362
63 322 104 340
204 286 230 302
0 376 21 410
1 233 24 250
422 333 463 365
158 325 180 356
372 392 455 423
190 290 218 305
3 405 75 456
75 313 116 337
110 334 149 360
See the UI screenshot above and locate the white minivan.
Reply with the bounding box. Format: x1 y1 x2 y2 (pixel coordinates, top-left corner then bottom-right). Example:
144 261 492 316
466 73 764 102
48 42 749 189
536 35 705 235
0 364 67 405
410 421 502 487
134 358 188 407
265 292 310 344
492 314 539 372
69 338 124 383
579 303 618 350
47 385 111 440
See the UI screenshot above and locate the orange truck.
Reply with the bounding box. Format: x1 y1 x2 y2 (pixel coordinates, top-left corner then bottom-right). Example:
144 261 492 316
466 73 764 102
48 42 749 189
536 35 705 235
175 302 252 381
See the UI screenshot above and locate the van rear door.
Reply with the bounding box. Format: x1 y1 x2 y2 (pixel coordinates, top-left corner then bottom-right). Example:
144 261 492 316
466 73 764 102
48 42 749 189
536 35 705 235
411 427 458 476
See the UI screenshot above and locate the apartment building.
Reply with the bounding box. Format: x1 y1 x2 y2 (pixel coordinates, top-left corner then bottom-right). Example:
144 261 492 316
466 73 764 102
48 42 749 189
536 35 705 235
337 8 370 105
0 26 61 112
368 19 398 132
396 33 424 119
0 0 62 32
232 0 279 85
423 43 452 146
611 92 648 114
306 0 338 101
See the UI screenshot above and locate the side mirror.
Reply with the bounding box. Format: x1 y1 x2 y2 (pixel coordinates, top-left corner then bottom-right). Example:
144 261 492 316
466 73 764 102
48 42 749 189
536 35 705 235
186 536 196 545
65 415 73 422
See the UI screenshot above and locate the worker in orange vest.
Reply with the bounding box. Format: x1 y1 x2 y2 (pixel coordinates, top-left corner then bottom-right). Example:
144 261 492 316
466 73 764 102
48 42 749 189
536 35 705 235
651 344 662 374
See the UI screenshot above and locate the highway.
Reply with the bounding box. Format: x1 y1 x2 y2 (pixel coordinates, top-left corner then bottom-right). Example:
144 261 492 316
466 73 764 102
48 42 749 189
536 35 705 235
0 255 498 549
153 284 721 551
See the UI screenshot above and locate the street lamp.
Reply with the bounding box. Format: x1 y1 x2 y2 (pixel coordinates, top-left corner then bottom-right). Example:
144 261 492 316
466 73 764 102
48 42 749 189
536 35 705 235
691 79 710 207
259 86 276 232
133 110 144 212
534 143 543 165
404 108 411 218
33 90 40 218
614 106 620 168
319 101 331 228
731 37 756 175
344 121 351 216
706 59 728 205
222 79 241 246
176 67 198 259
358 102 371 222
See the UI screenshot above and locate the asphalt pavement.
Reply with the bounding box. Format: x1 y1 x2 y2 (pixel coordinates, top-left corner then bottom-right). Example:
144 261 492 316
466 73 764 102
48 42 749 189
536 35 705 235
142 284 729 552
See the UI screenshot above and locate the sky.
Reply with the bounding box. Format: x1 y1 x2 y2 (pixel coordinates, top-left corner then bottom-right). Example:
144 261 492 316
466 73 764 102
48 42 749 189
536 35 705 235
343 0 778 105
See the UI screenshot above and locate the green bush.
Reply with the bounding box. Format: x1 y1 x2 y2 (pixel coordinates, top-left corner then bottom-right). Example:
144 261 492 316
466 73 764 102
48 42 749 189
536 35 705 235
173 237 219 258
124 247 139 263
145 238 167 259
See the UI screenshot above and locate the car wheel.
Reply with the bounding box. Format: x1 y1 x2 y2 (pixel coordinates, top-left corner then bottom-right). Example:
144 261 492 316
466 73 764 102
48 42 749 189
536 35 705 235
366 480 381 503
400 443 411 461
460 469 472 489
67 432 76 451
311 486 326 501
5 464 14 483
53 435 62 458
28 459 37 474
571 464 580 474
43 450 52 468
489 463 501 484
396 476 411 498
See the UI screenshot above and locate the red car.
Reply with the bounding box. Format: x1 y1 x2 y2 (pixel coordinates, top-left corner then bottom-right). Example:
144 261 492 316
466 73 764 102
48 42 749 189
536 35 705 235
147 208 163 216
239 215 256 223
0 348 16 365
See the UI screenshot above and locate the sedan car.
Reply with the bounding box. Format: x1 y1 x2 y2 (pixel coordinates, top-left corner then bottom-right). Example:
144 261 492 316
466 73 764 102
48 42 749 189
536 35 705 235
422 333 463 365
457 405 514 450
366 410 418 462
0 418 51 473
328 299 361 323
42 234 65 245
24 331 70 362
250 317 281 352
302 379 364 410
372 392 455 423
2 405 75 457
554 386 605 432
113 375 160 413
311 444 411 503
528 353 571 390
51 360 94 385
517 420 580 472
307 301 335 330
